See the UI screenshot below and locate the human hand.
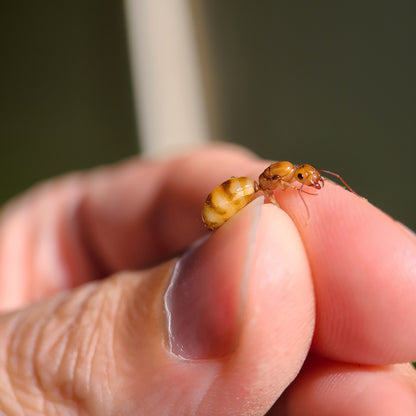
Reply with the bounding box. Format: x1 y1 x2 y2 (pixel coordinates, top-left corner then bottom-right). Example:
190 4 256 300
0 145 415 415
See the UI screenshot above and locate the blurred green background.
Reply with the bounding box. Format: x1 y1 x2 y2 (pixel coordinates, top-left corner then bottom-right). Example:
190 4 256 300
1 1 415 230
0 1 138 203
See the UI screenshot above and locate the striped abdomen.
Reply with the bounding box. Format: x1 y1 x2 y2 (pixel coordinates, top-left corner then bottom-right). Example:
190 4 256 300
202 177 256 230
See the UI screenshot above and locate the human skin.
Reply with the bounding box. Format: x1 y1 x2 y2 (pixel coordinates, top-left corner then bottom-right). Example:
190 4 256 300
0 145 415 415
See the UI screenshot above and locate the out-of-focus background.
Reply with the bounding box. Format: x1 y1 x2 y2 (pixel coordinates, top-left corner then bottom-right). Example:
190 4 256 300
1 1 415 230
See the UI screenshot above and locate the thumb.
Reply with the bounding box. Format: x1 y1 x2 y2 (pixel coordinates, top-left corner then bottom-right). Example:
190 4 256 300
0 199 315 415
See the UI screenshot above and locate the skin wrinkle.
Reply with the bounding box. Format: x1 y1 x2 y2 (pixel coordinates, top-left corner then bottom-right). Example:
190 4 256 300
33 304 53 395
33 296 78 412
9 312 43 403
33 284 100 413
58 320 85 405
85 287 115 394
108 281 127 398
72 289 104 404
90 283 121 413
325 370 369 408
59 286 97 397
111 287 128 385
2 313 24 415
77 320 98 397
51 336 75 413
83 277 135 415
43 318 72 380
353 367 404 407
56 283 113 415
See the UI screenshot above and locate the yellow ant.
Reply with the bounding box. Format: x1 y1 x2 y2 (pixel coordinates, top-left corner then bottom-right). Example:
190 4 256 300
202 161 357 230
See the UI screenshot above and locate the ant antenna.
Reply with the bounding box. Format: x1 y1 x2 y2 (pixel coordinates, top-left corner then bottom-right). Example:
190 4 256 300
318 169 358 195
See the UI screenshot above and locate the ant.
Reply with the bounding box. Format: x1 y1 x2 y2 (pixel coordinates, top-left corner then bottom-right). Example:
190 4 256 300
202 161 357 230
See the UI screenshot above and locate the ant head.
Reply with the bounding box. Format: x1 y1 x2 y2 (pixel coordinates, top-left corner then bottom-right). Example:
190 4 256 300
295 164 324 189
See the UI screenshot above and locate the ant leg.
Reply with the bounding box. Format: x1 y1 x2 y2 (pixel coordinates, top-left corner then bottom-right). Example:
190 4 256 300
254 181 281 207
298 180 311 224
280 180 297 191
298 189 311 223
262 190 280 207
281 180 317 196
268 193 280 207
299 187 317 196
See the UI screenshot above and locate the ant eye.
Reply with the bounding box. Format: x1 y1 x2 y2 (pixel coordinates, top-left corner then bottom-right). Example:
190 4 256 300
297 173 303 180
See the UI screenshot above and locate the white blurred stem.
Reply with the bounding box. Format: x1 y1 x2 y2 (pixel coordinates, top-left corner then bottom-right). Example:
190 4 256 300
124 0 210 156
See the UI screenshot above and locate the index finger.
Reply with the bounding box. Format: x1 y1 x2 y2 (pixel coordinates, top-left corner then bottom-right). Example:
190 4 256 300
77 145 264 270
276 179 416 365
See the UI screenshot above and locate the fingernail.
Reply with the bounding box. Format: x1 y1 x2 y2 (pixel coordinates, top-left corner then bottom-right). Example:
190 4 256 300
164 197 263 360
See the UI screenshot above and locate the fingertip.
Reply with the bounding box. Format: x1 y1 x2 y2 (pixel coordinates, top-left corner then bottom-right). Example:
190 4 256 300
279 358 416 416
280 181 416 364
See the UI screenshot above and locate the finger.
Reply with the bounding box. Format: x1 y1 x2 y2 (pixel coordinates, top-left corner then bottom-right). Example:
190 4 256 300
276 181 416 364
77 145 263 269
0 145 264 309
267 356 416 415
0 200 314 415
